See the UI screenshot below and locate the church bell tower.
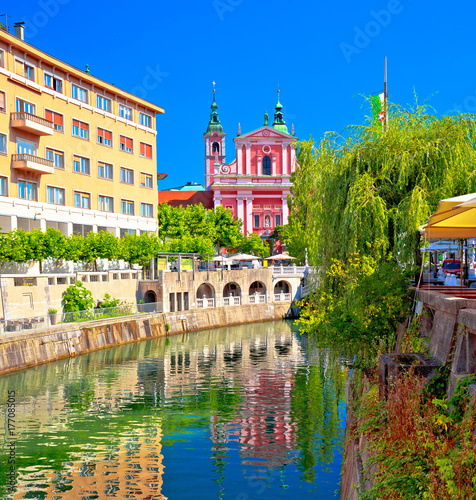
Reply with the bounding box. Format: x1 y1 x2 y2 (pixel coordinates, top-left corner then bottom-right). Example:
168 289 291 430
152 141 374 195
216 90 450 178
204 85 226 189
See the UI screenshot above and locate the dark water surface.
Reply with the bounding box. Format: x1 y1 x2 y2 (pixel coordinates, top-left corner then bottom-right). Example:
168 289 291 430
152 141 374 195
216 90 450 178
0 320 348 499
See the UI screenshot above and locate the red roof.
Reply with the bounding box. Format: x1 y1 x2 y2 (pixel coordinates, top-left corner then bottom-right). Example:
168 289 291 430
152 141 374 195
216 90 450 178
158 190 214 209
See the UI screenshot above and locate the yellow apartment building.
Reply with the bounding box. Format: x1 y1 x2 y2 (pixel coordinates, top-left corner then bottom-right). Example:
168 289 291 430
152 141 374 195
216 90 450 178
0 23 164 237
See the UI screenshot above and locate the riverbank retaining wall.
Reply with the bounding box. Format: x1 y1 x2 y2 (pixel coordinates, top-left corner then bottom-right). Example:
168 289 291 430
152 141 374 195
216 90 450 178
0 302 292 377
340 289 476 499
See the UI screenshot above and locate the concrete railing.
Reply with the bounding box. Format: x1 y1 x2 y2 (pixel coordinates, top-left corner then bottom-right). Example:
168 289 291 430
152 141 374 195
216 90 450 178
272 265 307 276
11 111 54 129
274 293 292 302
196 298 215 309
249 294 266 304
0 302 163 337
223 296 241 306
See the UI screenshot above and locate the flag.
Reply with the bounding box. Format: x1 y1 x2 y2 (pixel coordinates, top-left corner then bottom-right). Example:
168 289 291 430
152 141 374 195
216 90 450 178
371 93 385 122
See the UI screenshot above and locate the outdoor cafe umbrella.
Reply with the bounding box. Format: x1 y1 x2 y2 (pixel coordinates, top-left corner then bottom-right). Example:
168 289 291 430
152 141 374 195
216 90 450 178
211 255 232 262
263 253 296 260
229 253 260 261
423 193 476 239
423 193 476 284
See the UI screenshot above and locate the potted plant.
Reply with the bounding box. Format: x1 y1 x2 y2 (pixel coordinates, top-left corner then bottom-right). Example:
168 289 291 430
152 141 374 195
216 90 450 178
48 307 58 326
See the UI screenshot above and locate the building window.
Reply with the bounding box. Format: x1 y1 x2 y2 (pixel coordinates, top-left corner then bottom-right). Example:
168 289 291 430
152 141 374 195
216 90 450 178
139 142 152 159
264 216 271 228
45 148 64 169
121 199 134 215
16 98 35 114
44 73 63 93
119 135 133 153
99 195 114 212
45 109 63 131
139 112 152 127
0 90 5 112
263 156 271 175
97 127 112 146
254 215 260 228
15 59 35 81
73 156 90 175
119 104 132 120
0 133 6 154
71 84 88 103
98 162 113 180
212 142 220 153
47 186 65 205
16 139 36 155
0 176 7 196
96 94 111 112
141 203 153 218
275 214 281 226
74 191 90 209
140 172 153 188
0 51 4 68
72 119 89 140
120 167 134 184
18 180 37 201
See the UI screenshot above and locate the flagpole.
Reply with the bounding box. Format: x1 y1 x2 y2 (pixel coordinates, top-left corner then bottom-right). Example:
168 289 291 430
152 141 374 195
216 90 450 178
384 56 388 131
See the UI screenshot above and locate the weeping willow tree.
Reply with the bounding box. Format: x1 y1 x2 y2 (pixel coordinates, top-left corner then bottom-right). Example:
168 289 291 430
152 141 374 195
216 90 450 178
289 102 476 356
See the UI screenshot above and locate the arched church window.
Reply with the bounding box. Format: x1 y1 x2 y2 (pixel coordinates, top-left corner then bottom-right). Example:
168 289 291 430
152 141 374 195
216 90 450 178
212 142 220 153
264 216 271 227
263 156 271 175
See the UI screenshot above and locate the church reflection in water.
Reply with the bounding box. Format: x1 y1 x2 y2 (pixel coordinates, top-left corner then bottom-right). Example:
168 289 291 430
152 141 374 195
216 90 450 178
1 321 348 499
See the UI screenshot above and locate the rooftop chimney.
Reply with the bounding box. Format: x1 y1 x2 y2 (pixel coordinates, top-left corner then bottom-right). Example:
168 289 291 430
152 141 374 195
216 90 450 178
14 22 24 40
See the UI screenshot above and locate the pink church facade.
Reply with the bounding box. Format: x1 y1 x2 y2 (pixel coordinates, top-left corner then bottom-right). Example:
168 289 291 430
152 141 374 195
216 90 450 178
204 91 297 248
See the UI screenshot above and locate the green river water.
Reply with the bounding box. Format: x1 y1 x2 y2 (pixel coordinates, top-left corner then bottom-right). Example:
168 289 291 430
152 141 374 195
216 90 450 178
0 320 349 499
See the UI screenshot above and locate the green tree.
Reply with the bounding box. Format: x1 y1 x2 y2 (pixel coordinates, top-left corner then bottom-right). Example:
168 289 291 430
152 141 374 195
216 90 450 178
291 102 476 354
209 205 242 252
165 234 215 255
238 233 270 258
158 203 185 242
64 234 84 263
120 232 162 268
27 228 67 272
158 203 242 254
82 231 119 270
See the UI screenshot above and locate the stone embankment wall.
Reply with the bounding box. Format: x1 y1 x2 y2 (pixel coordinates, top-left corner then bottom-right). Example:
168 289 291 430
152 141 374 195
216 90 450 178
340 289 476 499
0 302 292 377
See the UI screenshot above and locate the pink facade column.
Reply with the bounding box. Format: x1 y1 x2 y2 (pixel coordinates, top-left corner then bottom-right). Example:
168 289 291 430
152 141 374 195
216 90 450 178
282 145 288 175
271 155 276 176
282 195 288 224
237 197 244 225
290 145 295 172
237 146 243 174
245 144 251 175
246 198 253 234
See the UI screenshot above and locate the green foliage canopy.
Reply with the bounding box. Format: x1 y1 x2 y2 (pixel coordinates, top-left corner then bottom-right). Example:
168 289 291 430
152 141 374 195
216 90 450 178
289 102 476 355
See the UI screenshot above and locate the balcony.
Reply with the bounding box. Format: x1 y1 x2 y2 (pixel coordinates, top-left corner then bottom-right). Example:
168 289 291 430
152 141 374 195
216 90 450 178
12 154 54 174
11 112 54 136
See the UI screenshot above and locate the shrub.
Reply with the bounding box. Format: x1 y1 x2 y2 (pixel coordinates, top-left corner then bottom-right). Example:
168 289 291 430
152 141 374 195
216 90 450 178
62 281 95 313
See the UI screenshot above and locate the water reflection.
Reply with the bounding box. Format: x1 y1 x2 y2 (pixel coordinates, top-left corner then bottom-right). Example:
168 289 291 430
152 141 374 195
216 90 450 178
0 321 349 499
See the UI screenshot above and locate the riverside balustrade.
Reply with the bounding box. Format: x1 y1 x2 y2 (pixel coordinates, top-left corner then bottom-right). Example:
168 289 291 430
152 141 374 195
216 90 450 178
0 302 163 337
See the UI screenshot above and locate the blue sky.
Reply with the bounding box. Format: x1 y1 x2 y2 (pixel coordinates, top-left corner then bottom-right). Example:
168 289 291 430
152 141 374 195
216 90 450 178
4 0 476 189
